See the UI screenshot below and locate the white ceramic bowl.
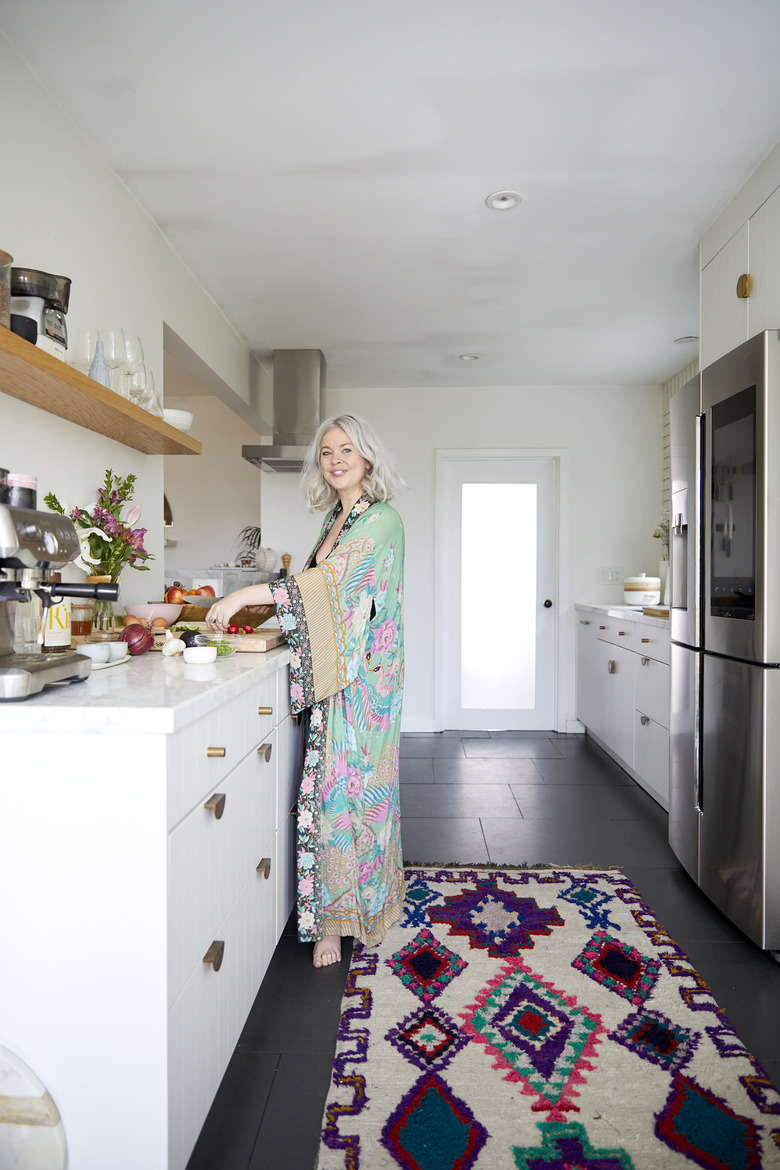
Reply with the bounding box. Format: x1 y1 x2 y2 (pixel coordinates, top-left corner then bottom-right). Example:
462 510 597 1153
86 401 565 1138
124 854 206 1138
183 644 217 664
106 641 129 662
163 409 194 433
124 603 183 624
79 642 110 663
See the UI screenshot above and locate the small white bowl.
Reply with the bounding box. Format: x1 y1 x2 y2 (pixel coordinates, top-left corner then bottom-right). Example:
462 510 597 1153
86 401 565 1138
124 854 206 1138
163 409 194 434
106 641 129 662
183 644 217 664
79 643 110 663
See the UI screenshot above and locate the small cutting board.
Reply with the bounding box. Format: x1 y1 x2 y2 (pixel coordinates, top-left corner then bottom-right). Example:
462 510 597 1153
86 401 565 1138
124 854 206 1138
150 624 286 653
642 605 670 618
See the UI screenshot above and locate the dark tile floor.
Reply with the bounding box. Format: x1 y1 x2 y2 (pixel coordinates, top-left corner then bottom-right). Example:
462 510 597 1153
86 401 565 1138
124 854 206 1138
186 731 780 1170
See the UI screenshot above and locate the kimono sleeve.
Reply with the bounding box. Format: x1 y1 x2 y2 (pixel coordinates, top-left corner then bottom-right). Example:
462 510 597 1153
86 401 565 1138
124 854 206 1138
269 524 387 713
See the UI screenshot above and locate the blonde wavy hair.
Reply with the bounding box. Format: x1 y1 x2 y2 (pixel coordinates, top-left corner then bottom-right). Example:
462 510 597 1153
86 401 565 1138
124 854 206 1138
300 414 405 511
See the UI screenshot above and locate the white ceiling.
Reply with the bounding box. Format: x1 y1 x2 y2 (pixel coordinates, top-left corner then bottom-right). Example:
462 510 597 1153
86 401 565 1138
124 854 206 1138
4 0 780 390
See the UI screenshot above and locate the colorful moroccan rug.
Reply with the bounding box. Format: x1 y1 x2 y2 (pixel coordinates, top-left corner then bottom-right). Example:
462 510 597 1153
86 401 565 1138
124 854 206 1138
317 867 780 1169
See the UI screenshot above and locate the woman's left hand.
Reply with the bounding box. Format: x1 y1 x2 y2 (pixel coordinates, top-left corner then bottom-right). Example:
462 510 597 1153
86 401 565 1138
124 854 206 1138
206 601 239 630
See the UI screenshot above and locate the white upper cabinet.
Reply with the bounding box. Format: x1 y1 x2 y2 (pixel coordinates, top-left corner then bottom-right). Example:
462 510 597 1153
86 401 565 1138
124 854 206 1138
700 186 780 370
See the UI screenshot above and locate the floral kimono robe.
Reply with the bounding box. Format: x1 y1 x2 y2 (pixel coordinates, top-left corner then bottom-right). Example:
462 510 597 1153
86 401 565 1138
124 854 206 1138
269 495 405 945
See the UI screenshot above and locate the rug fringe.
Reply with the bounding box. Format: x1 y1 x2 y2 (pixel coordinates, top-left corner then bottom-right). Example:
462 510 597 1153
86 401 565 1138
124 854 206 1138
403 860 626 871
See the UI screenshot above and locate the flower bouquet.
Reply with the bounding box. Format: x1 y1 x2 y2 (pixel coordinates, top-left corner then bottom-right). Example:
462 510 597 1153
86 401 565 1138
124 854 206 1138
45 470 153 629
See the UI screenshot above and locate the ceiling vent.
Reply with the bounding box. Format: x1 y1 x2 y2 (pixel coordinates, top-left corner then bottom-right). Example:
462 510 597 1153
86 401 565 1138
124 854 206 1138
242 349 325 472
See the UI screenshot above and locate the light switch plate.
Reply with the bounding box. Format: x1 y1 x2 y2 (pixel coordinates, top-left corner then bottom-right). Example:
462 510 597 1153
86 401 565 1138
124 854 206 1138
598 567 623 584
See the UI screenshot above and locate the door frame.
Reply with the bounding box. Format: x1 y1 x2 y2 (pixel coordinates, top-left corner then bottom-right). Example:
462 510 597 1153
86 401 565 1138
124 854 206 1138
433 448 563 732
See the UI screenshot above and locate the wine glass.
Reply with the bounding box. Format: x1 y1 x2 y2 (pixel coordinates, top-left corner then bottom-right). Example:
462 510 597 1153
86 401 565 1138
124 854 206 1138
127 363 148 405
124 336 144 374
70 328 99 373
102 327 126 372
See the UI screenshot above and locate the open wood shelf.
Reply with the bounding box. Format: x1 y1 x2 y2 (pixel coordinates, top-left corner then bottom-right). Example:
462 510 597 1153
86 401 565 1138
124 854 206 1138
0 327 202 455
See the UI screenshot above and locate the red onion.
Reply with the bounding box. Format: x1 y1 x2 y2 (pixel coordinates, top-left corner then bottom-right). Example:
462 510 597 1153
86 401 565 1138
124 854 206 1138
119 624 155 655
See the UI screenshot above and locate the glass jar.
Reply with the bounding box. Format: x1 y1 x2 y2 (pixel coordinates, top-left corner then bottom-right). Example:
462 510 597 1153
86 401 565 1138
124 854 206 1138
71 599 95 638
0 250 12 329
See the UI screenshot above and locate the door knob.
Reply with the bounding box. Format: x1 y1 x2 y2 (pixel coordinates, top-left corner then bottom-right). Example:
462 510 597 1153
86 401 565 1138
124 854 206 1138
543 599 553 608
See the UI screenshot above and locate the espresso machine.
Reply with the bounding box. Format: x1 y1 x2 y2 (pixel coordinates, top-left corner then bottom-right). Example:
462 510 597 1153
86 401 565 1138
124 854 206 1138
0 504 119 700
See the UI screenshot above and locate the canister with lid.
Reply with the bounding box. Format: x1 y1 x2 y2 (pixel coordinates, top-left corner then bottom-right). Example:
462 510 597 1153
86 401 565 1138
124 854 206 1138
623 573 661 605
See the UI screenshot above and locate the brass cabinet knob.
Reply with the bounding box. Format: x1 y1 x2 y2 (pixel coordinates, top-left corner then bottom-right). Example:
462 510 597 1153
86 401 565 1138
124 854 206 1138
204 792 226 819
206 746 226 758
599 625 607 630
607 660 616 674
258 706 273 716
203 940 224 971
257 743 273 763
256 857 272 879
618 630 627 636
736 273 751 299
640 714 650 726
641 637 650 643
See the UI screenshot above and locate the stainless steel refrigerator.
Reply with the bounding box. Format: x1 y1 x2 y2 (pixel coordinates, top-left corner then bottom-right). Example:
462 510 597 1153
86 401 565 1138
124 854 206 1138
669 329 780 952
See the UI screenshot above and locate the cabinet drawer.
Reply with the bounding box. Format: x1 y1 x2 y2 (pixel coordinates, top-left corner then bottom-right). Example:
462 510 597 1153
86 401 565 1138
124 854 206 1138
634 712 670 806
596 617 639 651
168 729 278 1005
636 621 669 664
167 685 258 828
635 655 670 729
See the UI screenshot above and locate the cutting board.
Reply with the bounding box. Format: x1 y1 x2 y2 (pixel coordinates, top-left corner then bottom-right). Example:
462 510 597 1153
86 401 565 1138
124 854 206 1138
642 605 670 618
150 624 286 653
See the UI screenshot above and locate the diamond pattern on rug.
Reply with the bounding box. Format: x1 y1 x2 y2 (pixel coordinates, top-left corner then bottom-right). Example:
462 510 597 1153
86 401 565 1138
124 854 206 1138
557 879 620 931
461 958 604 1117
427 873 565 956
381 1071 488 1170
401 878 442 927
386 1005 469 1072
656 1073 761 1169
512 1120 636 1169
611 1007 699 1074
386 927 467 1003
572 929 660 1005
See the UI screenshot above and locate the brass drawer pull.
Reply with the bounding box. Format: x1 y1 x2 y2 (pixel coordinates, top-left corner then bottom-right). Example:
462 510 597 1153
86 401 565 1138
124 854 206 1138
256 857 272 879
258 706 273 716
257 743 273 762
640 714 650 726
641 637 650 643
608 660 616 674
203 940 224 972
206 746 226 758
291 802 298 817
599 625 607 630
618 630 627 636
292 712 302 725
204 792 226 819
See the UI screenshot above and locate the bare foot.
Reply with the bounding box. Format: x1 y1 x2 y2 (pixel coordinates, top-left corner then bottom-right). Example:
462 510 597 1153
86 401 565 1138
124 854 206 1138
313 935 342 968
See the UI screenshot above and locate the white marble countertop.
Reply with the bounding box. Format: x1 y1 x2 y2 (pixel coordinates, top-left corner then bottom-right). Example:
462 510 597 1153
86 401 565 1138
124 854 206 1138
0 645 290 735
575 602 670 630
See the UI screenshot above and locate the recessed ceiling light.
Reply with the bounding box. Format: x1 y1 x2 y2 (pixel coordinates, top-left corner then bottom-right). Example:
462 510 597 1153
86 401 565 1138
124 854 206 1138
674 336 699 345
485 190 522 210
459 352 481 361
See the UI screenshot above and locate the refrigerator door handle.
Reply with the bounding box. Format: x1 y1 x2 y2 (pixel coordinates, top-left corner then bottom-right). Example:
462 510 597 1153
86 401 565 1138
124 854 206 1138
694 653 702 812
695 413 704 646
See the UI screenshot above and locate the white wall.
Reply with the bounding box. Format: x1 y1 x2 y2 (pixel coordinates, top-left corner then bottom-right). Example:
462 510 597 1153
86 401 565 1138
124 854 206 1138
0 34 262 605
163 394 265 574
260 383 663 733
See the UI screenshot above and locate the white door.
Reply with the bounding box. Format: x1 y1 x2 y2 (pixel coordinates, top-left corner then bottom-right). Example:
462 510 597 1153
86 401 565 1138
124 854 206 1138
436 451 559 731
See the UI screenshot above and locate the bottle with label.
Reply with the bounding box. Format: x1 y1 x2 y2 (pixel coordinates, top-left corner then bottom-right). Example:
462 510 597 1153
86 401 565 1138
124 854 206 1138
43 574 72 653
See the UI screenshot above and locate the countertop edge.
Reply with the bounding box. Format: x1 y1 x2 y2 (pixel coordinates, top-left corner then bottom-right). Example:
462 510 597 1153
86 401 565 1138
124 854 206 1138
575 602 669 630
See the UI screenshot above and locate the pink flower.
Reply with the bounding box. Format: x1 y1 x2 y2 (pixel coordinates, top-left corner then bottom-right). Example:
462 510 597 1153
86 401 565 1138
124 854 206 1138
300 775 314 794
299 876 314 895
370 618 397 655
273 587 290 607
291 682 304 703
346 770 362 797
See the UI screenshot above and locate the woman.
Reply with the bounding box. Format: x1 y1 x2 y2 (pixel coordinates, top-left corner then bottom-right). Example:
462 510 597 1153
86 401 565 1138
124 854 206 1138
207 414 406 968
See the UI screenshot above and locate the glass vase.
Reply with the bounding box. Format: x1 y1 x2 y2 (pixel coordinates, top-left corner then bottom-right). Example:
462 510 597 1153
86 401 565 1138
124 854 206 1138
87 575 117 632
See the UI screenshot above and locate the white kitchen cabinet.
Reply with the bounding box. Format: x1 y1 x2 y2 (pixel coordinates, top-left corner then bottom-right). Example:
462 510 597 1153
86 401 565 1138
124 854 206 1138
0 649 301 1170
700 186 780 369
575 605 670 809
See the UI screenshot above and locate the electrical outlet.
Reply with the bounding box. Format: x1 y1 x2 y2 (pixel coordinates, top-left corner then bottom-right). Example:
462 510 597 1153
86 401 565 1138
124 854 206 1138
598 567 623 585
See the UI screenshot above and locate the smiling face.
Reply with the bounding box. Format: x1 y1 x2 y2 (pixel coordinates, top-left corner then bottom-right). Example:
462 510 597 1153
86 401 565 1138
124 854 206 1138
319 425 371 500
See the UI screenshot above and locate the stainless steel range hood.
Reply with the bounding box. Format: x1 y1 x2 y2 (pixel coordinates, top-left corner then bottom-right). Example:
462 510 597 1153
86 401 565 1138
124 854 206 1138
242 349 325 472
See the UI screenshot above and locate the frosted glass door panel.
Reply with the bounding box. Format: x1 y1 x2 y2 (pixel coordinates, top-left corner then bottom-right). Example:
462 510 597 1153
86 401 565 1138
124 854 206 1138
461 484 536 708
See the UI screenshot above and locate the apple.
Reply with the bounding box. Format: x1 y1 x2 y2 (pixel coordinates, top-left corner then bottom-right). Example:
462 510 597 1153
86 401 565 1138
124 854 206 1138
165 582 187 605
188 585 216 597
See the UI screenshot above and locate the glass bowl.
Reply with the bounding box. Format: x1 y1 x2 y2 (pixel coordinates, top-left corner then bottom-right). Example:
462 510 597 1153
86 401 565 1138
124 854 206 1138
195 632 240 658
